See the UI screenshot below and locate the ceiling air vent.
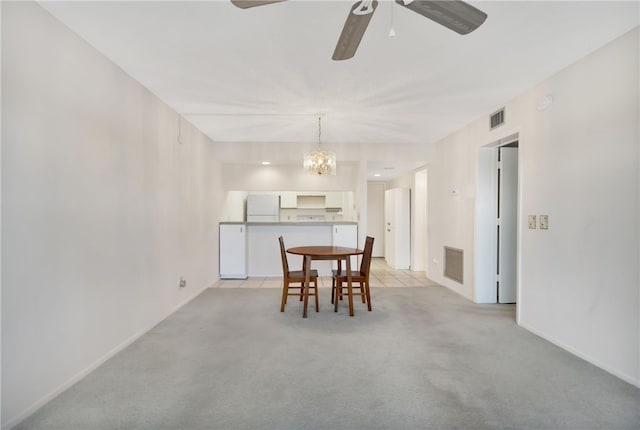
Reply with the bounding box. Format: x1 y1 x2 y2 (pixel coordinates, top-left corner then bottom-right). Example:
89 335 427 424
490 108 505 130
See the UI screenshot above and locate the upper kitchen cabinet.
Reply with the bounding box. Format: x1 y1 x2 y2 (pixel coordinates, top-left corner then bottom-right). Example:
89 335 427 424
325 192 343 208
280 192 297 208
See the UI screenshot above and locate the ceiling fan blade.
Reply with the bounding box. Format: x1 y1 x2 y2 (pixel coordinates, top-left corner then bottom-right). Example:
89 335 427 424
395 0 487 35
231 0 286 9
332 0 379 61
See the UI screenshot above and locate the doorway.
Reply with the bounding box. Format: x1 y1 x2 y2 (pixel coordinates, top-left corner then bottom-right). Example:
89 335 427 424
497 144 518 303
475 134 520 307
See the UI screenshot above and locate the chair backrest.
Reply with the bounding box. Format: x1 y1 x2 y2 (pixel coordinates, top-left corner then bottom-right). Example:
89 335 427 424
359 236 375 276
278 236 289 275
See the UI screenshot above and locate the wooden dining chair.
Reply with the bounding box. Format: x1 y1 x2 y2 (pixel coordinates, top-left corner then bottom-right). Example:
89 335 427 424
331 236 374 311
279 236 319 313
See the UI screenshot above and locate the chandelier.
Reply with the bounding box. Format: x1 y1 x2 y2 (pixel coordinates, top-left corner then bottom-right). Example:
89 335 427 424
303 116 336 176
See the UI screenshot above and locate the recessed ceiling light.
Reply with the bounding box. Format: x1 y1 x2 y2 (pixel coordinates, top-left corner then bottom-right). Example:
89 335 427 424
261 161 271 165
383 167 395 170
373 174 381 177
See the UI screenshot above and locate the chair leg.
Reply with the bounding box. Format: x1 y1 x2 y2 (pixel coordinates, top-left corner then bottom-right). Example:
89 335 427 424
299 282 304 301
314 279 319 312
365 280 372 311
360 282 366 303
331 277 335 304
280 281 289 312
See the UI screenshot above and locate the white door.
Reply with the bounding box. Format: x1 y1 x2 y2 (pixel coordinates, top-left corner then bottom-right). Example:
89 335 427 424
384 188 411 269
219 224 247 279
392 188 411 269
498 147 518 303
384 189 395 265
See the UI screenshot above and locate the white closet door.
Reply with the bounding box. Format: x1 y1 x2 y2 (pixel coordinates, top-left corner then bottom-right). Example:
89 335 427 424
392 188 411 269
384 189 395 265
384 188 410 269
498 148 518 303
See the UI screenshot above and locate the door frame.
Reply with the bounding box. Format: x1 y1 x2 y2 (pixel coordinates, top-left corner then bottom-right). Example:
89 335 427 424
474 132 522 320
413 168 428 274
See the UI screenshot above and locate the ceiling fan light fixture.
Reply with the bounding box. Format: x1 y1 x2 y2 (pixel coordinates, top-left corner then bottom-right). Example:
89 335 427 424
232 0 487 60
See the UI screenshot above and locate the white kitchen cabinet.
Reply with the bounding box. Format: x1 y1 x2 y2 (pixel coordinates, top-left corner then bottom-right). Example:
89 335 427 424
332 224 358 269
280 192 297 208
325 192 343 208
384 188 410 269
219 223 247 279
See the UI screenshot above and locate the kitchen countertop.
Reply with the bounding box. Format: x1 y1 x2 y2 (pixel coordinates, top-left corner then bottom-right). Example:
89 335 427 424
220 221 358 225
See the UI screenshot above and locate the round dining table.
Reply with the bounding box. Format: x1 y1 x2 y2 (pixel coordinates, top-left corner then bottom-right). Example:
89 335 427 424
287 246 364 318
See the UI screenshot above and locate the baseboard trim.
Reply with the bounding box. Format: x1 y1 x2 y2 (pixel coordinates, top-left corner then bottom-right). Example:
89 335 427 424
519 320 640 388
440 280 474 302
3 283 212 430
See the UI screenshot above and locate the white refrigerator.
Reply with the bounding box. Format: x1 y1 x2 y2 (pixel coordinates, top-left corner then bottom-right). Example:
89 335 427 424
246 195 280 222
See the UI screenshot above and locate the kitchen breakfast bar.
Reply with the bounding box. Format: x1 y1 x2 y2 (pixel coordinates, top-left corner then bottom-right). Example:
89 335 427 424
219 222 358 278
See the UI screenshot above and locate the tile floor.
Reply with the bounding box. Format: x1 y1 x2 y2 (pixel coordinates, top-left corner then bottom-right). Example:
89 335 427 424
213 257 440 288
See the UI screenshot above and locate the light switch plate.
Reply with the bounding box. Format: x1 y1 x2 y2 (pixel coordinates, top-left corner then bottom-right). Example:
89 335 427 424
528 215 537 229
540 215 549 230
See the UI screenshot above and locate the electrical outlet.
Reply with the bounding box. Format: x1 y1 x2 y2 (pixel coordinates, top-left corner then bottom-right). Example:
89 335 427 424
179 277 186 288
540 215 549 230
528 215 537 229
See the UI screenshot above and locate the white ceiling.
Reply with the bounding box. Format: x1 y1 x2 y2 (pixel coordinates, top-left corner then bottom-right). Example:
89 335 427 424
39 1 638 180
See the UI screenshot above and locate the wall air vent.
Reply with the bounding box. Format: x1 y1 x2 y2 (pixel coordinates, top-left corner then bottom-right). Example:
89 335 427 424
444 246 464 284
490 108 505 130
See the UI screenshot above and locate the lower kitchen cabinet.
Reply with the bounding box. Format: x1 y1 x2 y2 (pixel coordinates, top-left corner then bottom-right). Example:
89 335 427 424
219 223 247 279
332 224 358 269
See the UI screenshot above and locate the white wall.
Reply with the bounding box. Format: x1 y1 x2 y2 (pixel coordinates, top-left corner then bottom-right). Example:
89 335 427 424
221 162 358 192
0 3 3 424
413 169 428 272
1 2 223 427
355 160 368 248
427 28 639 386
366 182 385 257
213 140 430 166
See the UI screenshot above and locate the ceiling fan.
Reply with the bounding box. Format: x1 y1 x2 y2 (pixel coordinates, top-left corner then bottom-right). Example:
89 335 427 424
230 0 487 61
